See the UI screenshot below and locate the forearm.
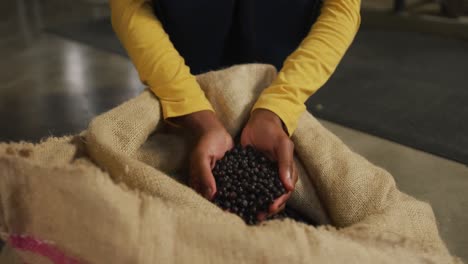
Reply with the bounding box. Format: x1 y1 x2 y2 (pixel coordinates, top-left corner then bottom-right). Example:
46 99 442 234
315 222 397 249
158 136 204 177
253 0 361 135
109 0 213 119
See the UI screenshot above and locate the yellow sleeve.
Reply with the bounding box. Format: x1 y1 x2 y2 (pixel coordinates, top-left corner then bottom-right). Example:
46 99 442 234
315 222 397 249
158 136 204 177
252 0 361 135
109 0 214 119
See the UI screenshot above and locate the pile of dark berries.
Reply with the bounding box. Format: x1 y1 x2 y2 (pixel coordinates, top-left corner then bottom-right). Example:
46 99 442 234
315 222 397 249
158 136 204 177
212 144 287 225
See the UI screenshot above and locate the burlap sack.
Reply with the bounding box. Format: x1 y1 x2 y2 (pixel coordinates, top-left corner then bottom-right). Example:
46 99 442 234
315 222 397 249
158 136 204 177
0 64 461 263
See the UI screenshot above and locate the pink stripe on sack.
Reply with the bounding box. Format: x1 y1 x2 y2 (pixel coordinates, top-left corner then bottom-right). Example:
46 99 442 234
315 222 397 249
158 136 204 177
8 234 81 264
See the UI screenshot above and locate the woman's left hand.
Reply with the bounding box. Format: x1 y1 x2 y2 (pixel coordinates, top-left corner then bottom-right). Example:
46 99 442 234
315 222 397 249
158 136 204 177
240 109 298 221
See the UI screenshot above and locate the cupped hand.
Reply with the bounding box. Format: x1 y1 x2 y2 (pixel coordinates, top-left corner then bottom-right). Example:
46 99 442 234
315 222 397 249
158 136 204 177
176 110 233 200
240 109 298 220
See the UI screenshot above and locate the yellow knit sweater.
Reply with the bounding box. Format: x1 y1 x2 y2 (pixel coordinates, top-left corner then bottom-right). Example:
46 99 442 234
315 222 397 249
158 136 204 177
110 0 361 135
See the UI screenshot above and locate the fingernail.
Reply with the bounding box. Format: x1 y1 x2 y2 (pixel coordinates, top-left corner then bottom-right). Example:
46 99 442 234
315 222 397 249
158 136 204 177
286 171 293 186
204 188 213 199
279 200 286 208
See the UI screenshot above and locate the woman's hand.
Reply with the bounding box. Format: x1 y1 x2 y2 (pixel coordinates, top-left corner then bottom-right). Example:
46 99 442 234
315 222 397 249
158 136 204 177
177 111 234 200
241 109 298 220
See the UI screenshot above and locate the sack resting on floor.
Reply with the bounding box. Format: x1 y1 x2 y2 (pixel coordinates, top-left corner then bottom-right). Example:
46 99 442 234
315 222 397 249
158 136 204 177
0 64 461 264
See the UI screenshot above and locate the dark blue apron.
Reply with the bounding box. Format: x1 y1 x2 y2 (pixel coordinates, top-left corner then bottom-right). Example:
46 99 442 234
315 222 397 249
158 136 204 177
152 0 322 74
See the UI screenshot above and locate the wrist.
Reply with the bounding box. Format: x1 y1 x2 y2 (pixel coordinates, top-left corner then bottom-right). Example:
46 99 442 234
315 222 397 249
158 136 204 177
179 110 223 135
251 109 285 132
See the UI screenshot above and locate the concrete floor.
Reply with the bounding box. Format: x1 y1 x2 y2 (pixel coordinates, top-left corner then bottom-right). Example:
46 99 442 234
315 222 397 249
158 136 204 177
0 0 467 262
362 0 468 40
363 0 468 15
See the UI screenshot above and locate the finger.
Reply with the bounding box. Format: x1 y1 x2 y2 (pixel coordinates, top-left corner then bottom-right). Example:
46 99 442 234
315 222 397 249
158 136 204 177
214 139 234 163
258 192 291 221
269 192 291 215
277 203 286 213
292 162 299 185
240 125 251 147
276 139 295 191
198 156 217 200
210 157 217 170
257 212 268 222
227 136 235 149
190 154 217 200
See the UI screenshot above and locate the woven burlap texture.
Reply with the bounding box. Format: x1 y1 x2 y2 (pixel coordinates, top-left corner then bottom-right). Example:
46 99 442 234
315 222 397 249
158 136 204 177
0 64 461 264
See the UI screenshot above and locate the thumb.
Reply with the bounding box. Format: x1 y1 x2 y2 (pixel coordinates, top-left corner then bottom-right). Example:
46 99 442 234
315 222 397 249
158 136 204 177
240 126 252 148
276 139 295 191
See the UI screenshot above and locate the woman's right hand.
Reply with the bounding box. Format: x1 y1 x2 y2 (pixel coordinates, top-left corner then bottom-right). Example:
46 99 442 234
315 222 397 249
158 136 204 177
175 110 233 200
